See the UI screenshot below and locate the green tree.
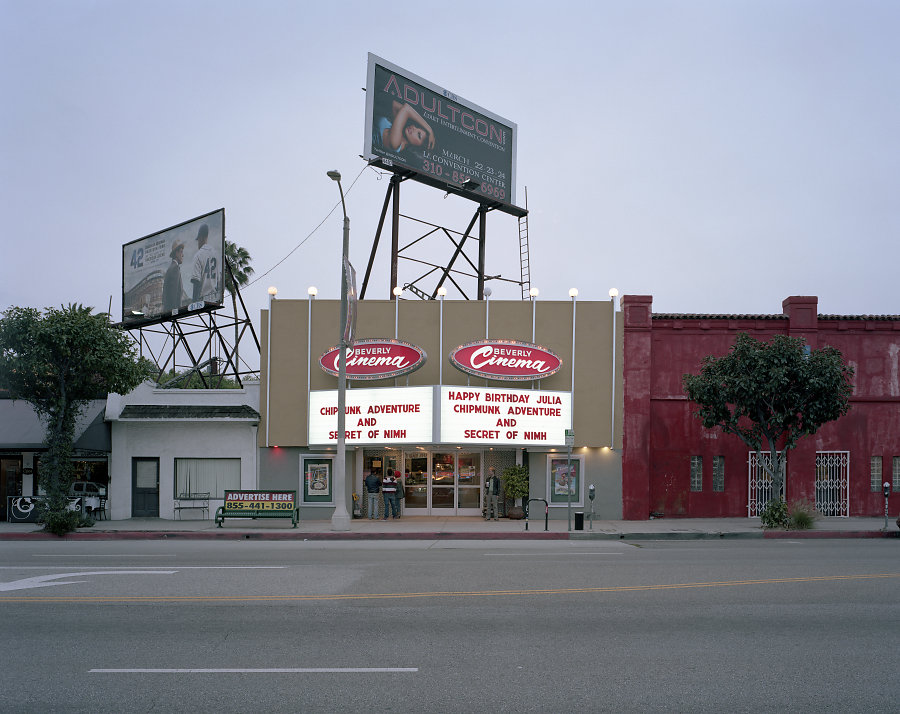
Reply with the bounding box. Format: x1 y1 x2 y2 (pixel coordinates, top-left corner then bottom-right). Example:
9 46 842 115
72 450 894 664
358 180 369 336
224 240 254 372
0 305 150 532
682 333 854 503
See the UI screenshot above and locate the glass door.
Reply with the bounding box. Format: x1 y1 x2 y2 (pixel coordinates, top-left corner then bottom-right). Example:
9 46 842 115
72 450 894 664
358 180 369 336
398 451 484 515
431 453 456 511
457 453 482 516
402 453 429 515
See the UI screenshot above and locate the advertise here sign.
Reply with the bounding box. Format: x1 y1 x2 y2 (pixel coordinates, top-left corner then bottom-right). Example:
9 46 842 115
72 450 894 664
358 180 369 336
308 387 433 445
223 491 296 511
440 386 571 446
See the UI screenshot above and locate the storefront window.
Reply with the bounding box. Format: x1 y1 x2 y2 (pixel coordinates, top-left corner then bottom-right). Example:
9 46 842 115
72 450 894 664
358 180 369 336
175 458 240 497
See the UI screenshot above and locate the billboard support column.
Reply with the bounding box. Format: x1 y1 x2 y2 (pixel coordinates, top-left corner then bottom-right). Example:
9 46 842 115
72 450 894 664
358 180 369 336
361 179 395 299
477 206 487 300
390 175 401 298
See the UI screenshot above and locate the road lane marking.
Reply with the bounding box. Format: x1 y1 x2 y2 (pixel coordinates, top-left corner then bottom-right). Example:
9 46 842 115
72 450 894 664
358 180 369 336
0 571 175 592
34 554 169 557
0 566 285 570
90 668 418 673
1 573 897 602
483 553 623 556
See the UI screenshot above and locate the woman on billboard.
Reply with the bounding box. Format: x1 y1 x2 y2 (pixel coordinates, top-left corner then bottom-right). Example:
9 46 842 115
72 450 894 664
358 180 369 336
374 100 436 153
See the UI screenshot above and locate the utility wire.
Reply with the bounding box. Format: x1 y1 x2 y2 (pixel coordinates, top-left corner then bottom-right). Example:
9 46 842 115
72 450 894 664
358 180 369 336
245 164 369 289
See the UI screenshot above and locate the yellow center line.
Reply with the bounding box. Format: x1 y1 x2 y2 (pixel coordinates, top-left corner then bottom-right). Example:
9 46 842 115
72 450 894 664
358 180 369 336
0 573 897 603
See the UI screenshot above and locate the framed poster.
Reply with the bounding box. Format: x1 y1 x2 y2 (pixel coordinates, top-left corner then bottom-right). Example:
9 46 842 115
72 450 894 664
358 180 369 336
547 455 584 507
301 455 334 505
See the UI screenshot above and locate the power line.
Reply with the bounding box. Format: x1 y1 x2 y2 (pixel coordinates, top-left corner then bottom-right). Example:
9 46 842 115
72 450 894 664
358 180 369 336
245 164 369 289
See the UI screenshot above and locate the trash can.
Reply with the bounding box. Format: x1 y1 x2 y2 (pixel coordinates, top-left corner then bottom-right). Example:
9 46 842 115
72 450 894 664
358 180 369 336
574 511 584 530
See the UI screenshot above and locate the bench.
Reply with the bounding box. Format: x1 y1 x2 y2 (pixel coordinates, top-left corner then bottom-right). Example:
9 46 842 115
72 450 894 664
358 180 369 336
214 490 299 528
174 492 210 520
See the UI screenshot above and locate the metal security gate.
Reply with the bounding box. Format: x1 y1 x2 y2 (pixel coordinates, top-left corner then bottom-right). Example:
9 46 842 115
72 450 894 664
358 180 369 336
747 451 786 517
815 451 849 517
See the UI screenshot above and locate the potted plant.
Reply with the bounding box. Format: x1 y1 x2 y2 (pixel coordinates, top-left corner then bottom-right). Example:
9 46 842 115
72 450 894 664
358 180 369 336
501 465 529 520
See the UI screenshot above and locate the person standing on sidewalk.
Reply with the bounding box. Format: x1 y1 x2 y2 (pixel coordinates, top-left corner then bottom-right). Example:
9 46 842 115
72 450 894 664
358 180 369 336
382 468 401 519
364 469 382 519
485 467 501 520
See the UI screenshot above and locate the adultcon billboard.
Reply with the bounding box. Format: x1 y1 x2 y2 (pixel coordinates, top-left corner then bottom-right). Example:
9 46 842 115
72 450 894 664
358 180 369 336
122 209 225 327
363 54 518 212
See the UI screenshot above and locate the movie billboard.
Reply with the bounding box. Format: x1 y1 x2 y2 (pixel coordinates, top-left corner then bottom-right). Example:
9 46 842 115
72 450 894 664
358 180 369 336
364 54 518 213
122 209 225 326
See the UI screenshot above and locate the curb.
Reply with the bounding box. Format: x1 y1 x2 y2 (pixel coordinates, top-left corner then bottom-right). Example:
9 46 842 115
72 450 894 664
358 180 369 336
0 530 895 541
0 530 569 541
763 530 900 539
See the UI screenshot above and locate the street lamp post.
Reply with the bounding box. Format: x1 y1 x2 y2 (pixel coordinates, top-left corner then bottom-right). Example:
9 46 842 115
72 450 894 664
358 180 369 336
327 170 351 531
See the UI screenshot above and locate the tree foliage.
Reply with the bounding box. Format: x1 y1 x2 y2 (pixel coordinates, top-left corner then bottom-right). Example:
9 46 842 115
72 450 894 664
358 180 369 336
0 304 151 530
682 333 854 498
224 240 254 371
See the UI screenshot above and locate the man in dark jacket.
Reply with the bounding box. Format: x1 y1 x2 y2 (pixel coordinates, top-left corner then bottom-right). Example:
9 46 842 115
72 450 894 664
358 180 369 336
485 467 501 520
364 469 382 520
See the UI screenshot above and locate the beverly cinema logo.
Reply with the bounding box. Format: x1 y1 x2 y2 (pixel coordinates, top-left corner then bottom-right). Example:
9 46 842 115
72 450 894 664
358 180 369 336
320 339 426 381
450 340 562 381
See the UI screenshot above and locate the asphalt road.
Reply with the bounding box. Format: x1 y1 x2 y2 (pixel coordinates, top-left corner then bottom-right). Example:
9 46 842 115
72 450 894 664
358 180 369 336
1 539 897 713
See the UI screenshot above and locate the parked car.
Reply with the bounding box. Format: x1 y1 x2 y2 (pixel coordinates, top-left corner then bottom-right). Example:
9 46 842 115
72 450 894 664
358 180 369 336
68 481 107 498
67 481 107 515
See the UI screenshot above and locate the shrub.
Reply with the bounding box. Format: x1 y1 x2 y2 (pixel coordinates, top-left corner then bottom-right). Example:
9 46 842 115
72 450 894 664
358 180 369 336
760 499 789 529
501 465 529 500
42 509 82 536
787 499 819 530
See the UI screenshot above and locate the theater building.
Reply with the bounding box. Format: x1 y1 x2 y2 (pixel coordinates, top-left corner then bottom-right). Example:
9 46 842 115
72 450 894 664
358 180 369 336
621 295 900 519
259 296 622 520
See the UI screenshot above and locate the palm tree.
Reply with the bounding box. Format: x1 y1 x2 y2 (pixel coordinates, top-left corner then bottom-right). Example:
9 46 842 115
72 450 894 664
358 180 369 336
224 241 254 373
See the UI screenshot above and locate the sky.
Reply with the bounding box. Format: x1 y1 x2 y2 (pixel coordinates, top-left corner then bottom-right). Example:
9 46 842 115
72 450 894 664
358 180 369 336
2 0 899 332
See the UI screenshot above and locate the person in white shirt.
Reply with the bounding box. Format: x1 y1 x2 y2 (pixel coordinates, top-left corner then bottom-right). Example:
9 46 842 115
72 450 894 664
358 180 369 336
190 223 218 303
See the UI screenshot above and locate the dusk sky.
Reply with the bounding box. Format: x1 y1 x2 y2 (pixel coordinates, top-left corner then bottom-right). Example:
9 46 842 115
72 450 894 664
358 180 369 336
3 0 898 331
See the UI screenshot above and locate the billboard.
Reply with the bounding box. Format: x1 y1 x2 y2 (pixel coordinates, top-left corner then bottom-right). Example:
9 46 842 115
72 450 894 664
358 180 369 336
364 54 519 213
122 209 225 327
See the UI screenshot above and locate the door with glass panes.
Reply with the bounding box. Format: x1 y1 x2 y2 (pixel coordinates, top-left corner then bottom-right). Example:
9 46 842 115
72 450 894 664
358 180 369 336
400 451 482 515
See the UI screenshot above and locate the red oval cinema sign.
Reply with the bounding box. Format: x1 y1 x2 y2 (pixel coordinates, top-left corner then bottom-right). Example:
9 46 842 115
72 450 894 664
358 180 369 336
450 340 562 381
320 339 427 380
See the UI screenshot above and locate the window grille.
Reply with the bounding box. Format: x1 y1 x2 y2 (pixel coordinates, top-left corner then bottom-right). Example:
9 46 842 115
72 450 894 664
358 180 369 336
815 452 849 517
712 456 725 492
894 457 900 492
870 456 882 493
690 455 703 492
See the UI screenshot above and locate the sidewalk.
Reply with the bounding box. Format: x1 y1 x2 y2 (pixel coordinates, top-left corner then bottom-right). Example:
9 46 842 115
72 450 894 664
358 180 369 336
0 515 896 540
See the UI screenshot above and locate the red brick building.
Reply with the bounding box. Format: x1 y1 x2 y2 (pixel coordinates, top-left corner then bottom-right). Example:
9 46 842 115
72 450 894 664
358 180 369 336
621 295 900 519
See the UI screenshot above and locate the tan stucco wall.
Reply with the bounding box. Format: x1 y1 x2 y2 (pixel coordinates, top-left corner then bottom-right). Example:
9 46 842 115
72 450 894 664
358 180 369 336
260 298 621 449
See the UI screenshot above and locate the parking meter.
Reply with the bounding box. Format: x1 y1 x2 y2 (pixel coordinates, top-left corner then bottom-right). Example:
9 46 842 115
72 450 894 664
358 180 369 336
588 484 595 530
884 482 891 530
885 482 891 499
